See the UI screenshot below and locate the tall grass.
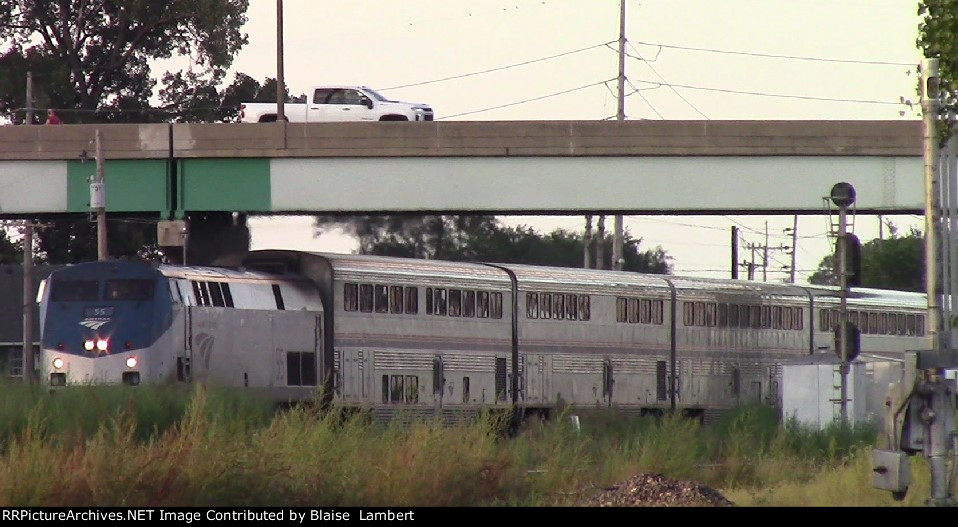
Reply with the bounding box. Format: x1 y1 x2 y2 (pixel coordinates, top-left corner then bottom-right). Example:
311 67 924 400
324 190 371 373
0 385 934 506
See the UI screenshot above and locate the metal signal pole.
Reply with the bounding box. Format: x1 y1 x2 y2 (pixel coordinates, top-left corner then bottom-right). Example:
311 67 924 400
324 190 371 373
922 58 942 354
837 205 850 424
612 0 626 271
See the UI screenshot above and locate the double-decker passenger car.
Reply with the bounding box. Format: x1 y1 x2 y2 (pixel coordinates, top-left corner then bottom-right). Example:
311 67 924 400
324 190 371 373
37 250 928 421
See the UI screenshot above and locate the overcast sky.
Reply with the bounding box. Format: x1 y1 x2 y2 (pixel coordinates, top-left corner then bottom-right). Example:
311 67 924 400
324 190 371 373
218 0 925 282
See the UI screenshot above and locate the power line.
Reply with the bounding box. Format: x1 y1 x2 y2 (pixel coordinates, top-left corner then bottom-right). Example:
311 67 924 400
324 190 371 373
722 216 764 235
634 89 663 119
627 216 731 232
629 78 903 106
626 80 663 119
630 39 915 66
627 42 709 119
381 41 615 91
438 80 613 119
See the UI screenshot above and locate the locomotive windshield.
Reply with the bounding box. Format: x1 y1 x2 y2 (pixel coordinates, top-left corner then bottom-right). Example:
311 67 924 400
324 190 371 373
50 280 99 301
105 279 155 301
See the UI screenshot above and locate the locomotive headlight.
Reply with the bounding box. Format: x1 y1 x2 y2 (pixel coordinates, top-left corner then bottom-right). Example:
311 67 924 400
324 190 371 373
83 340 95 351
96 339 108 352
52 357 64 370
126 357 137 369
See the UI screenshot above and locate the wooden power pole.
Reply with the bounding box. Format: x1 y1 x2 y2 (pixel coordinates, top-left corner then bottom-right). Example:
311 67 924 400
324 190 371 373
612 0 626 271
94 130 108 260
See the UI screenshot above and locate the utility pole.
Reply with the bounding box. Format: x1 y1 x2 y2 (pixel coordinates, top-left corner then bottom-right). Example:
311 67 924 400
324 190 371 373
596 215 606 270
22 222 34 384
276 0 286 124
583 214 593 269
21 81 35 383
612 0 626 271
731 226 739 279
788 215 798 284
763 222 771 281
739 227 790 283
25 70 33 125
94 130 107 260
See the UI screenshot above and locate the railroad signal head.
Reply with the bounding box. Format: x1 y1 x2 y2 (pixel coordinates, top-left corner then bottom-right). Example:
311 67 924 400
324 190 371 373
833 233 863 287
830 182 857 208
834 321 862 362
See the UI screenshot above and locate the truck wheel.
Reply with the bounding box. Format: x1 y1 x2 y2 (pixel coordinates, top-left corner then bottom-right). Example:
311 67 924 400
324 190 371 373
379 115 409 121
258 115 290 123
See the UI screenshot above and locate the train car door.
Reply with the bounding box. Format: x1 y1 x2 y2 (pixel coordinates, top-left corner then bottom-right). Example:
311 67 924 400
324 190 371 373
602 358 614 408
524 354 545 403
495 356 508 404
433 355 445 412
178 306 193 382
340 349 364 402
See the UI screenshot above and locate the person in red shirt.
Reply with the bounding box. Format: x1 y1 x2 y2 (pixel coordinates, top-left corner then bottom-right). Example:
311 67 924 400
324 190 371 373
45 109 62 125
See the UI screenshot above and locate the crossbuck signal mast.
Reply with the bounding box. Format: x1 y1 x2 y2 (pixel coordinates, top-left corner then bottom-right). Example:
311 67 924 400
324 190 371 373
872 58 958 506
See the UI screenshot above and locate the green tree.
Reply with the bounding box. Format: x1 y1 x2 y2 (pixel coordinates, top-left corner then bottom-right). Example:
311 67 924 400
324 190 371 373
809 225 924 292
918 1 958 121
0 228 22 263
35 219 161 264
0 0 250 123
160 73 303 123
314 215 672 274
0 1 257 263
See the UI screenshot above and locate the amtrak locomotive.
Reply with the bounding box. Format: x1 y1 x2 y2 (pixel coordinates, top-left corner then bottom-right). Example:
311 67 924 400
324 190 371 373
37 250 929 421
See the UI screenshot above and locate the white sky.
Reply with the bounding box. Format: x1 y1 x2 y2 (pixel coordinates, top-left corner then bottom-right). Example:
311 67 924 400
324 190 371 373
204 0 925 281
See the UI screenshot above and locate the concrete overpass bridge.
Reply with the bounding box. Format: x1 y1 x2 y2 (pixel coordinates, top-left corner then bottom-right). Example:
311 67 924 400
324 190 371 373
0 120 922 219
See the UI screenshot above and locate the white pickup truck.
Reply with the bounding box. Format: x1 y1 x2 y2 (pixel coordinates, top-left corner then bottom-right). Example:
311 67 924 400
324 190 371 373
239 85 434 123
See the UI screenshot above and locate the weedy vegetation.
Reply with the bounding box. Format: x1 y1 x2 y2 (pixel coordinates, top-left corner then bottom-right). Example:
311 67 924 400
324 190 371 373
0 383 932 506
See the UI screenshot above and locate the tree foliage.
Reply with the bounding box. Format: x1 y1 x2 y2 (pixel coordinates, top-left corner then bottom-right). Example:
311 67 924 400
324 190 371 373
314 215 672 274
0 228 21 264
0 0 250 123
0 2 268 263
809 225 924 292
35 219 161 264
159 73 302 123
918 1 958 120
